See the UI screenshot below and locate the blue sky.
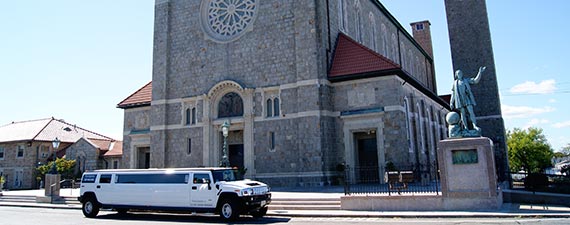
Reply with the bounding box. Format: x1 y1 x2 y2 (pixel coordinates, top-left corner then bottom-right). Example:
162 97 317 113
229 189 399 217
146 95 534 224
1 1 568 151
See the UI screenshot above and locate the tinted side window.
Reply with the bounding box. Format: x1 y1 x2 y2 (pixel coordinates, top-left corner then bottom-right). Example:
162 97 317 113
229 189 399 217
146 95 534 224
99 174 112 184
82 174 97 183
193 173 211 184
116 174 188 184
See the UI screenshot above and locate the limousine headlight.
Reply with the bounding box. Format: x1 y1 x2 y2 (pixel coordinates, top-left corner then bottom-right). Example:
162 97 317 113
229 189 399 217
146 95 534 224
241 188 254 196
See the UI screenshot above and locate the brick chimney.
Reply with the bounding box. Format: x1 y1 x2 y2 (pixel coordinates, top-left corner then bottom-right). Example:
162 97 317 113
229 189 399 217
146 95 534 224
410 20 433 58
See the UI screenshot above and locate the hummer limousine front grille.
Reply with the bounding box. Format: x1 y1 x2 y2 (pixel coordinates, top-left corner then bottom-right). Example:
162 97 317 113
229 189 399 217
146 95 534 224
253 186 268 195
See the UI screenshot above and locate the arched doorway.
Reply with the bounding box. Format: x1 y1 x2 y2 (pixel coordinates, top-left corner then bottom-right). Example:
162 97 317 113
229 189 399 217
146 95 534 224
218 92 244 168
203 81 255 175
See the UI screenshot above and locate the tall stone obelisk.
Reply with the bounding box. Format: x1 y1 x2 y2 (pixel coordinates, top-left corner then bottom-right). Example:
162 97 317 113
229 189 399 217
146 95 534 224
444 0 510 184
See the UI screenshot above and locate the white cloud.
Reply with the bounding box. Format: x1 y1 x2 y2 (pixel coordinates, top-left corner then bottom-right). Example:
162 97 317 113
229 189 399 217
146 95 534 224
549 99 557 103
553 121 570 128
524 118 550 129
509 79 556 94
502 105 555 119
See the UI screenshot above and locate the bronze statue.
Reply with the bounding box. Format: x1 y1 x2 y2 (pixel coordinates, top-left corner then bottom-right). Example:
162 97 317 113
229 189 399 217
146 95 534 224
448 66 485 138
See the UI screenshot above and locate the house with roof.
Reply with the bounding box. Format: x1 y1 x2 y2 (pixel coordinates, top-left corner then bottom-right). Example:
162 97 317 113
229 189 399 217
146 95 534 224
0 118 117 190
115 1 452 187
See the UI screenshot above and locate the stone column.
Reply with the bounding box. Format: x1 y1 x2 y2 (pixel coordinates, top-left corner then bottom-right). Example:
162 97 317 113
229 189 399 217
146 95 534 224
44 174 61 197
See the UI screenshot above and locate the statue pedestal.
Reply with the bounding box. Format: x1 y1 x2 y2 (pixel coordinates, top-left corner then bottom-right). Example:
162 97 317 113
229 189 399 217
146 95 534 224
437 137 502 209
44 174 61 197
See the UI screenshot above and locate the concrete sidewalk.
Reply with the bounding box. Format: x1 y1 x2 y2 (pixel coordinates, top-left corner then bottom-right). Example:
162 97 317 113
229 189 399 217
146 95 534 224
1 188 570 218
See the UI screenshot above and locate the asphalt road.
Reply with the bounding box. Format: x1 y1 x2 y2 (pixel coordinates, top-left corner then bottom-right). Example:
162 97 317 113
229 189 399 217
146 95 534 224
0 206 569 225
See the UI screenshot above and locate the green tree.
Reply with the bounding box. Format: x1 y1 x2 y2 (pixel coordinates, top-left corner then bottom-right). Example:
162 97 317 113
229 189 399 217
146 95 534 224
36 158 77 180
507 127 553 173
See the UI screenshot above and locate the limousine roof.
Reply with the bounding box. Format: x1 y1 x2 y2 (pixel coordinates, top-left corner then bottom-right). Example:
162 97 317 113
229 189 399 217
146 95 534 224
90 167 235 173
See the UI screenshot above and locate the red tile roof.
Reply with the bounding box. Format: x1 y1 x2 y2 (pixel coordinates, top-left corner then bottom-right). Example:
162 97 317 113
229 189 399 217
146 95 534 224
0 117 114 143
88 138 112 151
329 33 401 78
117 82 152 109
103 141 123 157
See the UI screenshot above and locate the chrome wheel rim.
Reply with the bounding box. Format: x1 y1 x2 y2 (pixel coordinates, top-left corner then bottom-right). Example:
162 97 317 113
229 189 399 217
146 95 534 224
85 202 93 214
222 203 232 218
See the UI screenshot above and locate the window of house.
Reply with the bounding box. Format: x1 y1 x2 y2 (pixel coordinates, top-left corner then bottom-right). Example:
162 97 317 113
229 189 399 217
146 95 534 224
191 107 197 125
416 23 424 31
338 0 346 31
266 99 273 117
187 138 192 155
355 0 362 42
273 98 280 117
266 97 280 118
369 12 377 52
269 131 275 151
113 160 119 169
0 147 4 159
17 146 24 158
185 108 191 125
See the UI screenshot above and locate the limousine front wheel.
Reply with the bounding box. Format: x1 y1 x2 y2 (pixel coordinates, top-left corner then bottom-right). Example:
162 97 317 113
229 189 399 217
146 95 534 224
219 199 240 220
82 198 100 218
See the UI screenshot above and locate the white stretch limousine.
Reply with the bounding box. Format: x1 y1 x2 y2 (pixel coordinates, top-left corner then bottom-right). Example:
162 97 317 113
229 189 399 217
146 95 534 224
78 168 271 220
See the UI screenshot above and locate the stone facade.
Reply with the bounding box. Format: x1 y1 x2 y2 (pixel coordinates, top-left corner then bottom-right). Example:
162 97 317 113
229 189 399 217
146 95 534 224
0 142 55 190
444 0 509 183
65 138 123 173
120 0 449 187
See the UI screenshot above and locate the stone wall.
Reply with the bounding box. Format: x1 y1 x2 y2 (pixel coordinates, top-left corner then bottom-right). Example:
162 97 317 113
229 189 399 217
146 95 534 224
65 139 100 172
0 142 54 189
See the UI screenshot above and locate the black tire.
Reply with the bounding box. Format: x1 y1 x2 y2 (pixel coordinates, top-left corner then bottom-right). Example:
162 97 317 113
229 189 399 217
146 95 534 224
82 198 100 218
219 198 240 221
251 207 268 219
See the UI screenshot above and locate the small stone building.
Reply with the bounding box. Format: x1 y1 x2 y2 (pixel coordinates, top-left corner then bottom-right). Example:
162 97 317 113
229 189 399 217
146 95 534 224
119 0 450 187
65 138 123 174
0 118 114 190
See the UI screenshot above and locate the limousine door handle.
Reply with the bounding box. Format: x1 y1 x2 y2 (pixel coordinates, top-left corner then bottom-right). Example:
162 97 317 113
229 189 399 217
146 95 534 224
96 185 101 189
192 186 197 190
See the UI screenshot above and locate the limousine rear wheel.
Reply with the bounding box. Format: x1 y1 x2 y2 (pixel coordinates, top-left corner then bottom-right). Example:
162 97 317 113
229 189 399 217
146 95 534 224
82 198 100 218
219 199 240 220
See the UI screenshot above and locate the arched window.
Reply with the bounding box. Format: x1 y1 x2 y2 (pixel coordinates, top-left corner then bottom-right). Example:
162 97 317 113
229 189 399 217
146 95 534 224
404 97 414 154
185 108 191 125
355 0 362 42
381 23 387 55
338 0 346 31
391 33 397 61
218 92 243 118
369 12 377 52
266 98 273 117
273 98 280 117
191 107 197 125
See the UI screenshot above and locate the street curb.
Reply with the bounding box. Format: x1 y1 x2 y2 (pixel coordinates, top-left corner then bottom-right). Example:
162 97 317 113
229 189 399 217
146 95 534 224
267 212 570 218
2 203 570 218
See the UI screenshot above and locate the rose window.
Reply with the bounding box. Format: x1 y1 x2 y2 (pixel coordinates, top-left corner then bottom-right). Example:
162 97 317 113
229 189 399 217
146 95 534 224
200 0 258 43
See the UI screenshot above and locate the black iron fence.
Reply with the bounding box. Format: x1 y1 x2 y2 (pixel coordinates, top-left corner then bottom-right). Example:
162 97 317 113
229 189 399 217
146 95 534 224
343 164 441 196
510 172 570 194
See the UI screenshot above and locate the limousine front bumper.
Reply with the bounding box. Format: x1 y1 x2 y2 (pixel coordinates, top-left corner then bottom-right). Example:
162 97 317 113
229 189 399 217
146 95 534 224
241 193 271 211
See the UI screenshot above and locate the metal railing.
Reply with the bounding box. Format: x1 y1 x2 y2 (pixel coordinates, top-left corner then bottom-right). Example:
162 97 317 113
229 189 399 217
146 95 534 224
343 164 441 196
510 172 570 194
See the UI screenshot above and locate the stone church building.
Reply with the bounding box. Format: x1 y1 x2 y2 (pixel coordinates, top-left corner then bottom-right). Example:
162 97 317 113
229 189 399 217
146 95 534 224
118 0 450 186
